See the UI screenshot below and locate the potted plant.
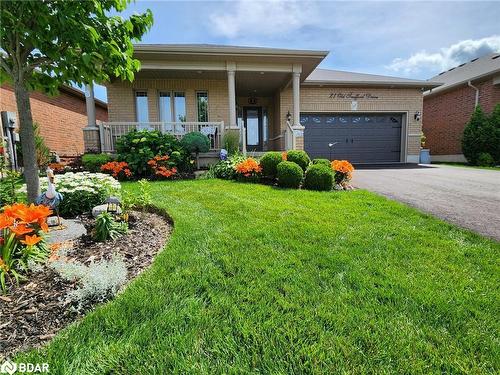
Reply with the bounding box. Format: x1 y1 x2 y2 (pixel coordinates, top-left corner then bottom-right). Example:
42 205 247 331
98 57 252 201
419 132 431 164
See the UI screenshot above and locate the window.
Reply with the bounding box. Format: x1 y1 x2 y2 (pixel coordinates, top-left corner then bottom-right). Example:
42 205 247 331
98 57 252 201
135 91 149 122
157 91 186 122
158 92 172 122
174 92 186 122
196 91 209 122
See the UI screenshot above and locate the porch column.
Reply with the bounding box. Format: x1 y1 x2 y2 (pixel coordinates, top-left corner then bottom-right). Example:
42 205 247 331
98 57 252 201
85 83 96 127
227 63 237 128
292 71 301 128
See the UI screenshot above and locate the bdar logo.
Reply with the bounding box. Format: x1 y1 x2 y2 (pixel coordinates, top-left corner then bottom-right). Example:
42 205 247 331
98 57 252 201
0 360 17 375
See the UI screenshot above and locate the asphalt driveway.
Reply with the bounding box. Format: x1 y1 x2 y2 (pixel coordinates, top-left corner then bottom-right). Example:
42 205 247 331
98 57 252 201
353 165 500 241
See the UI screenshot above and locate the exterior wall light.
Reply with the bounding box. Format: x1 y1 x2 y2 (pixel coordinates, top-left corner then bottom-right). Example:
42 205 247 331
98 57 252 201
286 110 292 122
414 111 421 121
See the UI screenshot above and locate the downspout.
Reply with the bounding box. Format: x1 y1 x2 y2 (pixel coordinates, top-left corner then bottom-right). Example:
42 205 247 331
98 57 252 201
468 81 479 107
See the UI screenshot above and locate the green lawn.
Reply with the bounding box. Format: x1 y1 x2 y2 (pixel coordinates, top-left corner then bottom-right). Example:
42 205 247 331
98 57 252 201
19 180 499 373
432 162 500 171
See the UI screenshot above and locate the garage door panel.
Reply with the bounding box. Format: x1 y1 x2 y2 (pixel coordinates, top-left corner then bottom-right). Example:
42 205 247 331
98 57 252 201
303 113 402 163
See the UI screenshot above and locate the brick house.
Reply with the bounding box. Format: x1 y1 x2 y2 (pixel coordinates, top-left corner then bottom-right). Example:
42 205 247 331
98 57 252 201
423 54 500 162
90 44 439 165
1 84 107 161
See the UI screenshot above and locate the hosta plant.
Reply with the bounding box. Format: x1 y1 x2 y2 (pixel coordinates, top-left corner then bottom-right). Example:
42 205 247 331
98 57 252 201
0 203 51 292
93 212 128 242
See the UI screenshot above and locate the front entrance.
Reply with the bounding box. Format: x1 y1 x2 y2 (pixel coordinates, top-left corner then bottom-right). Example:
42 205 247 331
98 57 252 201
244 107 263 151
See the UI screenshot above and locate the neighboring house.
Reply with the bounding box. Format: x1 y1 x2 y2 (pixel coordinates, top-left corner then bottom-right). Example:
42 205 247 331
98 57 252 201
423 54 500 162
97 44 439 164
1 83 108 161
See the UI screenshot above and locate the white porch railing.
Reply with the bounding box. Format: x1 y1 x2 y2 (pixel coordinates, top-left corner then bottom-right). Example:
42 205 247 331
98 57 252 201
98 121 224 153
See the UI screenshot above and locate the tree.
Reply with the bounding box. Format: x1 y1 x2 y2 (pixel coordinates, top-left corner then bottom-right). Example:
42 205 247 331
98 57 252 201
462 106 492 165
488 104 500 163
0 0 153 201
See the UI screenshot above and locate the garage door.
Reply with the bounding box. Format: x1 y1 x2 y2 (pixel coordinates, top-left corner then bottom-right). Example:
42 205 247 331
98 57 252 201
302 113 402 163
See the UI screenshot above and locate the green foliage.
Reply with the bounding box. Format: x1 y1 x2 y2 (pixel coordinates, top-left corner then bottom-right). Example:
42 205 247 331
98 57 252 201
476 152 495 167
93 212 128 242
135 179 153 208
181 132 211 155
34 123 50 168
286 150 311 171
211 154 246 180
116 130 187 177
222 131 240 154
303 164 334 191
0 169 21 205
277 161 303 189
82 153 114 173
0 1 153 92
312 158 331 167
462 106 498 165
488 104 500 163
259 152 284 178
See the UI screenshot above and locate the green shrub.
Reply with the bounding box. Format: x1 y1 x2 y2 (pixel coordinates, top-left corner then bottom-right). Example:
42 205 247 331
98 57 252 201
222 130 240 154
312 158 331 168
116 130 187 177
476 152 495 167
259 152 284 178
211 154 246 180
488 104 500 163
277 161 303 189
181 132 211 168
303 164 333 191
462 106 497 165
82 153 114 173
286 150 310 171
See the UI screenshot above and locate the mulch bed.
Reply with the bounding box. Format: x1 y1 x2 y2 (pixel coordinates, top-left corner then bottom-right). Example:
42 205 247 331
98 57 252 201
0 210 171 360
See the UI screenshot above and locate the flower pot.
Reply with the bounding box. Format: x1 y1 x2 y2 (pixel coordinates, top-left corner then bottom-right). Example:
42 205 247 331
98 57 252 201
419 149 431 164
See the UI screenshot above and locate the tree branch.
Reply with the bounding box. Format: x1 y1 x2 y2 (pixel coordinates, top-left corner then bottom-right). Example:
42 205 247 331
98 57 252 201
0 55 13 76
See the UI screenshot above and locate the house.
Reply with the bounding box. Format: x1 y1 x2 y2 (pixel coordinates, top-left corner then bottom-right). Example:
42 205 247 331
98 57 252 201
423 53 500 162
1 83 108 162
89 44 440 164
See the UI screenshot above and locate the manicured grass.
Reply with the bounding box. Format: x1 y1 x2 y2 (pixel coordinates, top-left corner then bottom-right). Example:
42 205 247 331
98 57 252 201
433 162 500 171
19 180 499 373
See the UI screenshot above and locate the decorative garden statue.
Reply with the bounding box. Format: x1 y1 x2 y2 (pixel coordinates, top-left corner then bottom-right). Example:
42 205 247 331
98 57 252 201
36 167 64 225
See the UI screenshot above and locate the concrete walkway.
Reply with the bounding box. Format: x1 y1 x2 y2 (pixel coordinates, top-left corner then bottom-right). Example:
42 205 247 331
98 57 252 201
353 164 500 241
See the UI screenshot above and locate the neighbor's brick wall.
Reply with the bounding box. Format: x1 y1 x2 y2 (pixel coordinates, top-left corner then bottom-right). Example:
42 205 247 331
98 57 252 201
0 84 107 157
279 86 424 158
423 78 500 156
106 78 229 123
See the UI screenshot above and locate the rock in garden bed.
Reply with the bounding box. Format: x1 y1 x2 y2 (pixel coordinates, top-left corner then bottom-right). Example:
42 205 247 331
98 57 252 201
0 210 171 359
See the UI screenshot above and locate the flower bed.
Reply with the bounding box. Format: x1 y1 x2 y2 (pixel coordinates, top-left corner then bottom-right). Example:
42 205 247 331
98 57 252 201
19 172 121 217
0 209 171 358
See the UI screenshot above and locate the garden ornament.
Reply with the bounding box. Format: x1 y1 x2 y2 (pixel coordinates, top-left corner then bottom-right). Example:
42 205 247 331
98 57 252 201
36 167 64 226
220 149 228 161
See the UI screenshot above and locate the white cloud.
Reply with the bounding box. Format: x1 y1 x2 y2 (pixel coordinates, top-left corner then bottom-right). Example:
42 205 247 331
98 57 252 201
387 35 500 74
209 0 317 38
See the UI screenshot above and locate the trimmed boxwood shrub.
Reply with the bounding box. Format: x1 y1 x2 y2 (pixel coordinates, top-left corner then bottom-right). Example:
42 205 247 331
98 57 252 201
312 158 331 168
477 152 495 167
260 151 284 178
304 164 333 191
277 161 303 189
286 150 310 171
82 153 114 172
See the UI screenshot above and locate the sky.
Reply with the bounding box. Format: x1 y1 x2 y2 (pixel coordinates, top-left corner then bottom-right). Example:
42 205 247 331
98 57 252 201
92 0 500 102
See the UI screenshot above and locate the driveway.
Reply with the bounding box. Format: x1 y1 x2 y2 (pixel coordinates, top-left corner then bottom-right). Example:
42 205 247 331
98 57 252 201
353 165 500 241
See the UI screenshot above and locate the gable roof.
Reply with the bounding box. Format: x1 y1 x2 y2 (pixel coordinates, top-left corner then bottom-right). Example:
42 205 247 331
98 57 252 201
304 68 441 89
425 53 500 96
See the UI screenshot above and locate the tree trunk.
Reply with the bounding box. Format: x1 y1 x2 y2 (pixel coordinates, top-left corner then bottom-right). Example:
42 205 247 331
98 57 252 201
14 82 40 202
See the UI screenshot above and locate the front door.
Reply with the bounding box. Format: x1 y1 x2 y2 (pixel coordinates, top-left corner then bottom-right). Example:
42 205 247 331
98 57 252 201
244 107 263 151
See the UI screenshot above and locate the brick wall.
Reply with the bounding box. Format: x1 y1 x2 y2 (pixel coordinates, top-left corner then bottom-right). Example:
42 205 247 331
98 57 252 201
423 78 500 157
106 78 229 123
279 86 424 159
0 84 107 158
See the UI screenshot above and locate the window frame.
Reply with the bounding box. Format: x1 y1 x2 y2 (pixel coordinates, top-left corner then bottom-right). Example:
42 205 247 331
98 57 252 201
157 90 187 122
196 90 209 122
134 90 149 123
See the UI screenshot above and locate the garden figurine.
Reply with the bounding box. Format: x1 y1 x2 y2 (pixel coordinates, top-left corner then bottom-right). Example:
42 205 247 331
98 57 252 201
36 167 64 225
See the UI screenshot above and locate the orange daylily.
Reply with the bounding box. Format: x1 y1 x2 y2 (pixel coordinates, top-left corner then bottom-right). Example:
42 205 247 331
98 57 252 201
2 203 27 219
9 224 33 236
21 234 43 246
38 219 49 233
0 213 14 229
16 204 52 223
